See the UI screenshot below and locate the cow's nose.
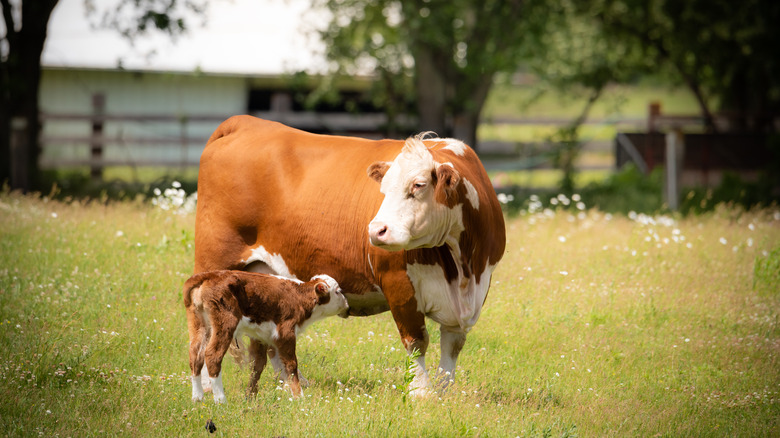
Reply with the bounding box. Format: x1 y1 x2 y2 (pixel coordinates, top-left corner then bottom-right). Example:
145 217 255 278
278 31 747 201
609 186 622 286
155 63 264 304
368 222 389 244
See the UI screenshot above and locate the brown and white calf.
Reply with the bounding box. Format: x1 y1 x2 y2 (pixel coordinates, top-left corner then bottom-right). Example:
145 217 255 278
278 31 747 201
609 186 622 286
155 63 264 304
183 270 348 402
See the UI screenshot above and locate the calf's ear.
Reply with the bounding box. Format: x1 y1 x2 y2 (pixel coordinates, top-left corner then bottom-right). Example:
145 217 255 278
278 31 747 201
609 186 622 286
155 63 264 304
434 164 460 207
315 281 329 297
367 161 391 183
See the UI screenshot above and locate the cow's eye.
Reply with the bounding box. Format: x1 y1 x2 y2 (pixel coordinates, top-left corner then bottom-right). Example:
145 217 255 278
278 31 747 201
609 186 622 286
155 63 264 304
408 181 427 198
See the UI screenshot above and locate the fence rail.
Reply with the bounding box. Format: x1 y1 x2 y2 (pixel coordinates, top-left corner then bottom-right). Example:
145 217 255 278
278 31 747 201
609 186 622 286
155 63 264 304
38 109 416 177
38 101 756 185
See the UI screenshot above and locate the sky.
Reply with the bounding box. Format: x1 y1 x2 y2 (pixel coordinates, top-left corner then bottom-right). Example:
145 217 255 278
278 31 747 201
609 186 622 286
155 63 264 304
42 0 328 75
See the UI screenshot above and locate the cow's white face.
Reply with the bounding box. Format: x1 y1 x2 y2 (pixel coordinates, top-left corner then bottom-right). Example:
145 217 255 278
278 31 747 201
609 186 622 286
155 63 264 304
367 137 464 251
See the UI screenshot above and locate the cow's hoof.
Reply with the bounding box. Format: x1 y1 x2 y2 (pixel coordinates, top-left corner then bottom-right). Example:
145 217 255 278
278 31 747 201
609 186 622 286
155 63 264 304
408 386 434 399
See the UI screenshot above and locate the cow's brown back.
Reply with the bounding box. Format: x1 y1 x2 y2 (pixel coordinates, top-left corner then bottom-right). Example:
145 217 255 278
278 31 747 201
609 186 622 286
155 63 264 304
194 116 404 312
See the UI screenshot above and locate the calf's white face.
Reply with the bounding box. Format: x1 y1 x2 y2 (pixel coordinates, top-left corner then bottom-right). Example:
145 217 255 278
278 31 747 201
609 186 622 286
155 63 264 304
367 137 464 251
311 275 349 319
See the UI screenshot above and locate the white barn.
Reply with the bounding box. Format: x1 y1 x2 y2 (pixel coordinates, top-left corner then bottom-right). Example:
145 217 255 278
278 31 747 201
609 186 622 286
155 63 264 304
39 0 376 172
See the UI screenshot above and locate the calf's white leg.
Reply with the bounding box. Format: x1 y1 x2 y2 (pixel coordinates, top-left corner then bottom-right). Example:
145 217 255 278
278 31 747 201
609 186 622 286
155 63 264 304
211 373 227 404
191 375 205 402
200 365 212 392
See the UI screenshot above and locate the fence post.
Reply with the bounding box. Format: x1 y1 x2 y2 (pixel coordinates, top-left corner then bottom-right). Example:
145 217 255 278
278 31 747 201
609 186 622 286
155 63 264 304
10 116 30 192
665 129 684 211
90 93 105 181
648 102 661 133
179 115 188 173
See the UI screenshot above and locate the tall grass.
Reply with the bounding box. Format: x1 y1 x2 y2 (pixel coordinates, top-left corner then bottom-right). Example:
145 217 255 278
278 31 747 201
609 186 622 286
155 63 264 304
1 189 778 436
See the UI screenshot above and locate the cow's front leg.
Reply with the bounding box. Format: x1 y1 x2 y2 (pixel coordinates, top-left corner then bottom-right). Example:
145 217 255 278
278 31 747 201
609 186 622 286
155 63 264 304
437 325 467 390
388 297 431 398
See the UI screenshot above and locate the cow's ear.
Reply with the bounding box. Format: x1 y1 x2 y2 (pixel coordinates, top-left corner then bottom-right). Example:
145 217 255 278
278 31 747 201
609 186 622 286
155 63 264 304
367 161 391 183
435 164 460 207
315 281 329 297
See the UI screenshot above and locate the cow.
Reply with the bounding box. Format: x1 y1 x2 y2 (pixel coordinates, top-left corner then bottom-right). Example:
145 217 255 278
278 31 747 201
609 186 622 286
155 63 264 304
184 271 349 402
194 115 506 396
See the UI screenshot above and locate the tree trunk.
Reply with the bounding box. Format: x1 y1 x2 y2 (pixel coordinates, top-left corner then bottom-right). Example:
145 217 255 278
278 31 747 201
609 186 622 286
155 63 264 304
1 0 59 191
452 72 495 150
413 45 448 137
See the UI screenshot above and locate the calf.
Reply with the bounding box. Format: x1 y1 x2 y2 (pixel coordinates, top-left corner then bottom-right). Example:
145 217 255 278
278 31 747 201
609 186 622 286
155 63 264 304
183 270 349 402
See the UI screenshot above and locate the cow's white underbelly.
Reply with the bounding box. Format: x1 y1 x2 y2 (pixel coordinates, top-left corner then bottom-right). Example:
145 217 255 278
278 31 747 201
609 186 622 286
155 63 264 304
406 260 495 332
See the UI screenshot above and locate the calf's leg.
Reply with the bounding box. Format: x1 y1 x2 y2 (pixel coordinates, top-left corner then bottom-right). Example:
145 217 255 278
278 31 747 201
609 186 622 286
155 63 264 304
274 333 303 398
268 346 310 387
187 310 207 402
247 339 268 397
204 315 239 404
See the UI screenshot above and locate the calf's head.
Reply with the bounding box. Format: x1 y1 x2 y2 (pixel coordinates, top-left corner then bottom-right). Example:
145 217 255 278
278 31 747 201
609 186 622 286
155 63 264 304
367 135 465 251
310 275 349 318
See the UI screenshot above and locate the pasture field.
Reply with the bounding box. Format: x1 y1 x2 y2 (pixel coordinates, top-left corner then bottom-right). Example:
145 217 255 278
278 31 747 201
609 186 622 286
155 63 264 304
1 190 778 437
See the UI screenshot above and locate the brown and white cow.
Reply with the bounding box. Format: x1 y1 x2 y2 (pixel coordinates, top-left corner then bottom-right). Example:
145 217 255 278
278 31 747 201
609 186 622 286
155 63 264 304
194 116 506 396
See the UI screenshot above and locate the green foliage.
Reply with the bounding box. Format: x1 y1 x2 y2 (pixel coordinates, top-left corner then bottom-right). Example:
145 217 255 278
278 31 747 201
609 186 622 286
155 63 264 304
679 173 780 215
84 0 209 42
754 247 780 293
580 164 665 214
581 0 780 126
313 0 532 142
39 169 197 203
401 348 421 404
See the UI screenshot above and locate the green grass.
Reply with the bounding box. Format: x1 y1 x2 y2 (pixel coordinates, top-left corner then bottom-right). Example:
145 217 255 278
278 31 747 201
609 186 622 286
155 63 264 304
1 190 779 436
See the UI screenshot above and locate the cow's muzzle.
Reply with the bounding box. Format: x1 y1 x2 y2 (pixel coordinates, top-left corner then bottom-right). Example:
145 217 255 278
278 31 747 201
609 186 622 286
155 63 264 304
368 222 390 247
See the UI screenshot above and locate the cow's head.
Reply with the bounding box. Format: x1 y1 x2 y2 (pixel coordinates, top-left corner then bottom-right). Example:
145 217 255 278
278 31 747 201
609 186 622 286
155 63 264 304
366 135 465 251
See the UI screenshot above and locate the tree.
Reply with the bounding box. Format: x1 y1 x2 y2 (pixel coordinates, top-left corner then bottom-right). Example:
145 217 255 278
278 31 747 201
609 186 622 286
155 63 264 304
1 0 59 192
315 0 525 148
516 0 654 193
0 0 209 192
583 0 780 133
521 0 780 190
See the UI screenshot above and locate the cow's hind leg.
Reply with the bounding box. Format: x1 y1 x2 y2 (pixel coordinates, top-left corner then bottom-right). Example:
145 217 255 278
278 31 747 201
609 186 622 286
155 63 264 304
437 325 467 391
